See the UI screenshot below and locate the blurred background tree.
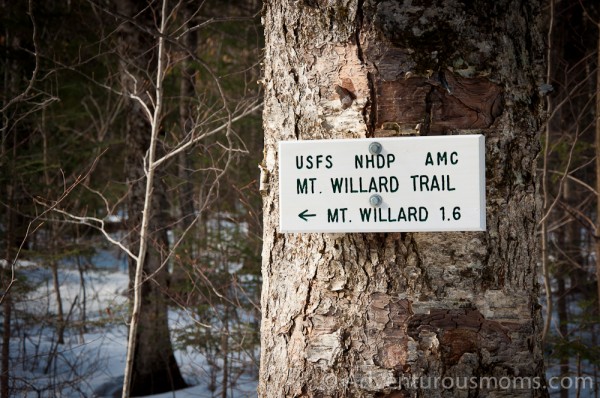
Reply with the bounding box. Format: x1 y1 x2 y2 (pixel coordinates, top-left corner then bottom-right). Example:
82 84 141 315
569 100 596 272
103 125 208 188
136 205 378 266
541 0 600 396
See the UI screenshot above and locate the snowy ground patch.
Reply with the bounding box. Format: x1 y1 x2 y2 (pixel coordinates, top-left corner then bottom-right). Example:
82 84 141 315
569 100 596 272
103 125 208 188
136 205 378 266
6 257 259 398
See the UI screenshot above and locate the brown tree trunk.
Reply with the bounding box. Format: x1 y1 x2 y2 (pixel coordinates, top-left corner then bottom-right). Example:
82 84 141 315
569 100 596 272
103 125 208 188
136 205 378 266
1 24 28 396
50 258 65 344
1 184 15 398
595 21 600 318
0 297 9 398
115 0 187 395
43 128 65 345
172 1 199 286
1 126 28 398
259 1 547 397
557 181 575 398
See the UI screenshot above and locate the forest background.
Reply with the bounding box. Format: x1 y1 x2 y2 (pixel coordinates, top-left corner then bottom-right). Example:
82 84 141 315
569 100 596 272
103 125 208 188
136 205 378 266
0 0 599 397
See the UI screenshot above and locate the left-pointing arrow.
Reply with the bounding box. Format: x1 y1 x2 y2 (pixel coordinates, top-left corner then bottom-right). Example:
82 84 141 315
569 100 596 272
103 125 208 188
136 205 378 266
298 209 316 221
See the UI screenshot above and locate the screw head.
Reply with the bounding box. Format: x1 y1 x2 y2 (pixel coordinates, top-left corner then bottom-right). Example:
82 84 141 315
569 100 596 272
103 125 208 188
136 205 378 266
369 194 383 207
369 142 382 155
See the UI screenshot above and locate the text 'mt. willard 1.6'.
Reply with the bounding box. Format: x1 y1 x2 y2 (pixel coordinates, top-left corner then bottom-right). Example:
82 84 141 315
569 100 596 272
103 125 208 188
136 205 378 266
278 135 486 233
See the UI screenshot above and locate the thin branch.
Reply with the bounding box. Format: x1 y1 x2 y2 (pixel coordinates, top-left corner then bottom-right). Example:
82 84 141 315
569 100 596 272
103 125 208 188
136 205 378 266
2 151 102 303
0 221 42 305
0 0 40 113
539 124 581 226
175 15 260 39
550 238 587 272
48 208 138 261
124 70 154 122
540 0 555 343
547 169 599 196
122 0 168 395
556 199 597 236
153 101 262 169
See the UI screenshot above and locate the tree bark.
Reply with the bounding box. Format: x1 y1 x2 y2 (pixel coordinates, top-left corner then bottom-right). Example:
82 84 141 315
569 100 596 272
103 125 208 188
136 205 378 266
43 128 65 345
1 182 15 398
0 296 9 398
1 17 30 396
115 0 187 395
172 1 200 286
259 1 547 397
595 18 600 318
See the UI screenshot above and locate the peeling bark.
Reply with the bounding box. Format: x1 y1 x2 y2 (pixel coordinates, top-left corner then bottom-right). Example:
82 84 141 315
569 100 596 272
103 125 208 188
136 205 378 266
260 1 547 397
376 74 503 135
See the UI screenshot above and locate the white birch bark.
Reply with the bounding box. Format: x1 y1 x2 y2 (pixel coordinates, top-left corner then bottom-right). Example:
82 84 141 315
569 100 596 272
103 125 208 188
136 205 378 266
121 0 168 394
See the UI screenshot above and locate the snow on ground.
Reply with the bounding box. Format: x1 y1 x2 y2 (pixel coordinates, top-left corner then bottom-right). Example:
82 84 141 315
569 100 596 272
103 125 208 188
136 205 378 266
8 254 259 398
8 251 598 397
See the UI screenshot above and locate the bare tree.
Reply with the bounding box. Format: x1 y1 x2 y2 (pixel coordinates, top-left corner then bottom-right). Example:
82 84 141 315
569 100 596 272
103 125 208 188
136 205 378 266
537 0 600 393
88 0 260 395
594 11 600 319
1 0 262 395
1 1 42 396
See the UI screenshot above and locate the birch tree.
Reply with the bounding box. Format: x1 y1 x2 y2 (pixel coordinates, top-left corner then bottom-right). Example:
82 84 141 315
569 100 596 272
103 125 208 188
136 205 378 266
259 0 547 397
114 0 188 395
538 0 600 392
111 0 262 395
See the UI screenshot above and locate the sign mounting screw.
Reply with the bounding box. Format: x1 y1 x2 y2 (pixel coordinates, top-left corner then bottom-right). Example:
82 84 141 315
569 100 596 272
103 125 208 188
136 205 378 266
369 142 382 155
369 194 383 207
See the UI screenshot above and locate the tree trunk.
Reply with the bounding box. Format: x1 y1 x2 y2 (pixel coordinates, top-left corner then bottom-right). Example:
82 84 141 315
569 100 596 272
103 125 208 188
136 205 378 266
1 24 29 396
595 20 600 318
50 258 65 345
557 180 574 398
221 304 230 398
172 1 199 286
42 128 65 345
1 183 15 398
116 0 187 395
0 296 9 398
259 1 547 397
